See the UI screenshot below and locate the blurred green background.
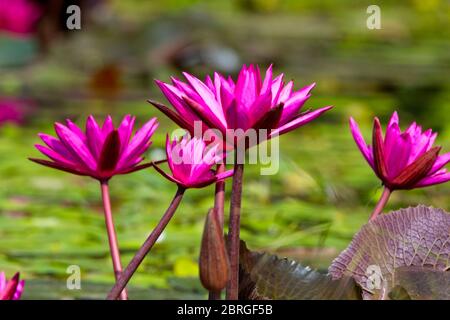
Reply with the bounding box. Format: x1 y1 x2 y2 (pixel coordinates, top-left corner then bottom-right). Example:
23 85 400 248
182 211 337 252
0 0 449 299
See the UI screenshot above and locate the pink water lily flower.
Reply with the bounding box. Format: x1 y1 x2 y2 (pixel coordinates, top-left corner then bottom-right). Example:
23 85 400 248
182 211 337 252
151 64 332 147
30 115 159 181
0 98 25 126
0 0 43 36
153 135 233 189
350 112 450 190
0 272 25 300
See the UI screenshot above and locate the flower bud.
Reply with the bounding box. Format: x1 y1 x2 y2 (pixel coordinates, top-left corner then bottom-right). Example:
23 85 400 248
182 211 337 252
199 208 230 292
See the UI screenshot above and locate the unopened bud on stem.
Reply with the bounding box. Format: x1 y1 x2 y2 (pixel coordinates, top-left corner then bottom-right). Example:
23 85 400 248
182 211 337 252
199 208 230 292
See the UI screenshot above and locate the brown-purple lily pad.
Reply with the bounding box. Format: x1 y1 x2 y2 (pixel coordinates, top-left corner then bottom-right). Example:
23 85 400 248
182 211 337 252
390 266 450 300
239 241 362 300
329 205 450 299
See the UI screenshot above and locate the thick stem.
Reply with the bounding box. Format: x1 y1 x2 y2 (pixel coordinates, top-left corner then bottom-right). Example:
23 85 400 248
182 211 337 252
209 163 226 301
226 155 244 300
100 181 128 300
208 290 221 300
214 163 226 229
106 187 185 300
369 186 392 221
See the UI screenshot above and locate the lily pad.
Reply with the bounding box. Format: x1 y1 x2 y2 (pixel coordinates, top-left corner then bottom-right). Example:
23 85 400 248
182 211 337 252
391 266 450 300
239 241 362 300
328 205 450 299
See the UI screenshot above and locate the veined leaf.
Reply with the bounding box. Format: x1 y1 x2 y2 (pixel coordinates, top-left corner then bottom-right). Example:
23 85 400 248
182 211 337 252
391 266 450 300
329 205 450 300
239 241 362 300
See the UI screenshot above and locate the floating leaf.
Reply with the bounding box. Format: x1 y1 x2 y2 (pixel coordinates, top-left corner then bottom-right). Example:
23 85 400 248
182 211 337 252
388 285 411 300
239 241 361 300
329 206 450 299
391 266 450 300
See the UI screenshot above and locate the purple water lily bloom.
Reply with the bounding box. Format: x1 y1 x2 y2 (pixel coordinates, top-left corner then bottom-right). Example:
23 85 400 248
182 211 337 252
350 111 450 190
153 135 233 189
106 134 234 300
30 115 159 181
152 64 332 147
0 98 25 126
0 0 43 36
0 272 24 300
152 64 332 300
30 115 159 300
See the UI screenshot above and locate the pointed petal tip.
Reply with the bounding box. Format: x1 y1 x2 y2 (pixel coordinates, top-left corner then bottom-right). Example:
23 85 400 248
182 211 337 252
373 116 381 128
37 132 49 140
265 63 273 73
314 105 333 114
29 158 54 169
86 114 98 126
54 122 73 137
306 82 317 92
34 143 46 151
147 99 165 108
154 79 169 88
389 111 399 125
215 169 234 181
149 116 159 124
152 162 182 185
54 122 64 130
349 117 359 130
182 71 196 81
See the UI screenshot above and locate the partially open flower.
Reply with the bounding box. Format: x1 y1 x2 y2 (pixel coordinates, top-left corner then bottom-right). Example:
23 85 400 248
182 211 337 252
30 115 159 181
153 135 233 189
350 112 450 190
0 272 24 300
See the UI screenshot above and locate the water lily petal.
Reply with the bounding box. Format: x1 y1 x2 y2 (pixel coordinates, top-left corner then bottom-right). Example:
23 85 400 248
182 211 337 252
270 106 332 137
349 117 374 168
